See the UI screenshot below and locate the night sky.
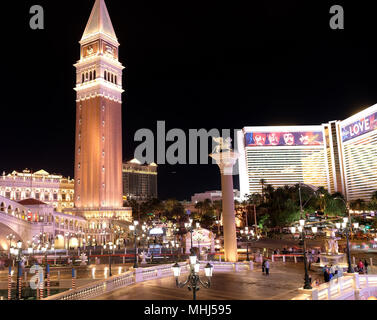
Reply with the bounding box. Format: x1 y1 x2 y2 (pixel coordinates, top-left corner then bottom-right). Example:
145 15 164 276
2 1 377 200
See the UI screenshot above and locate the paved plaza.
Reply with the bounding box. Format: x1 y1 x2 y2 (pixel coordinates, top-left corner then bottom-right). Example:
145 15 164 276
95 263 311 300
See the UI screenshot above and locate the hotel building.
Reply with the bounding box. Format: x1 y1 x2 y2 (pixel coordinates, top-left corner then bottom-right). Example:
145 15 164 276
0 169 74 212
122 159 158 201
238 103 377 202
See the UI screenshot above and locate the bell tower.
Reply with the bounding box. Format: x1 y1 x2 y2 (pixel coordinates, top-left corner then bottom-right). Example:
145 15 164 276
71 0 131 244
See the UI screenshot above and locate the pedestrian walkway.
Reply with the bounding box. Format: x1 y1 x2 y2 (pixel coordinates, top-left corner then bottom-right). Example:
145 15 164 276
95 263 306 300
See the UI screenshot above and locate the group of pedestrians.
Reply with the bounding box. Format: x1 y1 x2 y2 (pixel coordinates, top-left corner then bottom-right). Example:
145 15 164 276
323 265 341 282
355 259 369 274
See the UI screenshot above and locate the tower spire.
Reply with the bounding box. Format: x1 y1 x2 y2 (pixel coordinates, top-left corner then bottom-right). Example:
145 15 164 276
81 0 118 44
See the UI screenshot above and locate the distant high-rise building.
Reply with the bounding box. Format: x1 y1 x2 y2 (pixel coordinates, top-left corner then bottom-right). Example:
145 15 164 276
122 159 157 200
238 103 377 202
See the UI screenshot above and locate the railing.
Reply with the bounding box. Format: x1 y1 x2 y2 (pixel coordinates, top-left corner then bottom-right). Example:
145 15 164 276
271 254 304 263
294 273 377 300
43 260 254 300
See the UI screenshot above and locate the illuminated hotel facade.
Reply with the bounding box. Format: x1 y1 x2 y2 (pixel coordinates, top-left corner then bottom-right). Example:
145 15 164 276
0 169 74 212
238 103 377 202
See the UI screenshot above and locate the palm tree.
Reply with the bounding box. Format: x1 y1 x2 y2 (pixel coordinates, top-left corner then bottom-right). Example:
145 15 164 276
260 179 266 203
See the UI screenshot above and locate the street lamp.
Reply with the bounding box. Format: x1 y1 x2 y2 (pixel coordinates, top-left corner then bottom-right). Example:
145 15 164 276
11 240 23 300
240 227 257 261
335 217 359 273
290 220 312 290
172 252 213 300
104 242 113 276
184 220 194 250
129 220 139 268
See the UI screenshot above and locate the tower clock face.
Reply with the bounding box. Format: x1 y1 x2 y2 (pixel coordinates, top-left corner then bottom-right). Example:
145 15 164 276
105 45 114 56
87 46 94 55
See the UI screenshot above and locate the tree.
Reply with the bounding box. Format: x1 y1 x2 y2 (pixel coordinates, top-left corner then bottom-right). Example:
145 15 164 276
260 179 266 203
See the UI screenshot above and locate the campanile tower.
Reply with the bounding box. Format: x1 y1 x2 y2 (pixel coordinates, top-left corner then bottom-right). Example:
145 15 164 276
71 0 131 242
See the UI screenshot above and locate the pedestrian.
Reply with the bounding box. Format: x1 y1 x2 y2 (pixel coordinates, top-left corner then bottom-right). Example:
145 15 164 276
364 259 369 274
324 267 330 282
358 260 364 273
262 260 265 274
265 260 270 276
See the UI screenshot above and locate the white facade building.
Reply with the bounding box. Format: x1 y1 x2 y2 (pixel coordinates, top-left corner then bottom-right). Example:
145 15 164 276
237 103 377 202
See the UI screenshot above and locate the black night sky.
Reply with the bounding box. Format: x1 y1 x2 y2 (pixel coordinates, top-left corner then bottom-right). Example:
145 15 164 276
1 1 377 200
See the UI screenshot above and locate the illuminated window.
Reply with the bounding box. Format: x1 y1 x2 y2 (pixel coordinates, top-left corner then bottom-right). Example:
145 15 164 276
78 163 81 169
102 166 105 172
102 183 105 189
102 120 105 126
78 179 80 185
102 106 105 111
102 136 105 142
78 147 81 154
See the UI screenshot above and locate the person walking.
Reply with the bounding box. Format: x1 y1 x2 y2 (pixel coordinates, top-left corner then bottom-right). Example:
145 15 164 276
265 260 270 276
262 259 265 274
364 259 369 274
324 267 330 282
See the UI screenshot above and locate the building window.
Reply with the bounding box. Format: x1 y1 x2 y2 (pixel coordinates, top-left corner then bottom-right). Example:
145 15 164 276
102 136 105 142
86 72 88 79
5 192 10 198
102 166 105 172
93 70 96 79
115 76 117 84
102 106 105 111
53 193 57 200
62 194 66 201
45 193 49 201
35 193 40 200
111 74 114 83
82 74 84 83
78 147 81 154
15 192 21 200
102 151 105 157
89 71 92 81
78 163 81 169
78 179 80 184
104 70 107 80
102 120 105 126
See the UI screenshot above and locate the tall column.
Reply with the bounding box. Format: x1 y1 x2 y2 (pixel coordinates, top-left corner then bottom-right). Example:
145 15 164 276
210 151 239 262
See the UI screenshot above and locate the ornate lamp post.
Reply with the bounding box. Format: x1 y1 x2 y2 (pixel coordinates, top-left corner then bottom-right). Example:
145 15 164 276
129 220 139 268
184 219 194 250
290 220 318 290
11 240 23 300
172 253 213 300
103 242 113 276
240 226 256 261
6 234 15 259
335 218 359 273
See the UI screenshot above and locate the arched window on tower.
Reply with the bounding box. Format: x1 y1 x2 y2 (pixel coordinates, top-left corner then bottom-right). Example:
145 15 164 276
104 71 107 81
86 72 88 80
115 76 117 84
82 74 84 83
89 71 92 81
93 70 96 79
111 74 114 83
